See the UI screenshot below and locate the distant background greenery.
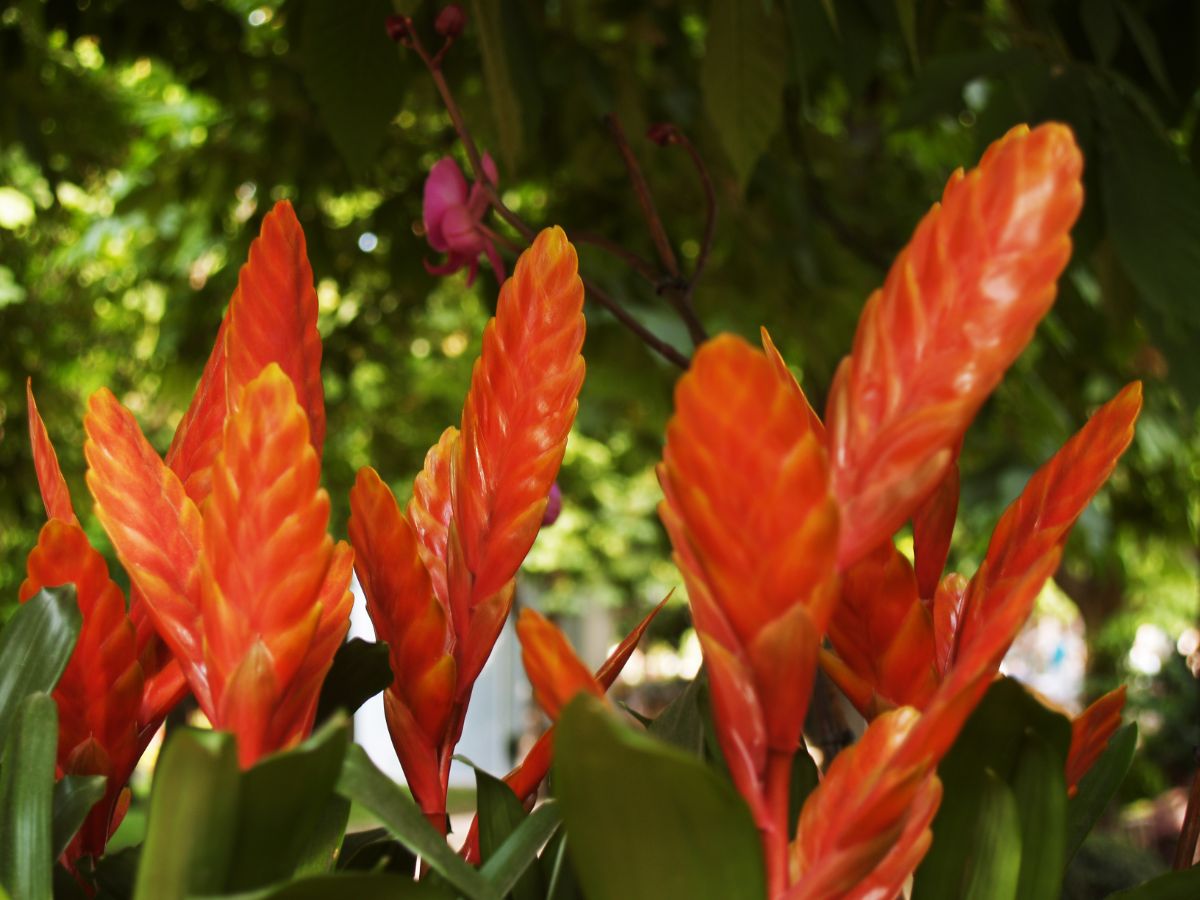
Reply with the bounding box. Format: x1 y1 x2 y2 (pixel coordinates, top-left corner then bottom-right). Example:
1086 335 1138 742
0 0 1196 807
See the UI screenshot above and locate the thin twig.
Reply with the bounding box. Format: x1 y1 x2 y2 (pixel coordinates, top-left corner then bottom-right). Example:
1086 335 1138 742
671 131 718 292
582 276 690 369
396 17 690 369
572 230 661 284
605 114 681 279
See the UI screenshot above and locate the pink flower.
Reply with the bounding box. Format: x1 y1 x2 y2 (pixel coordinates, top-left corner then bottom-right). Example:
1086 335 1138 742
423 154 505 286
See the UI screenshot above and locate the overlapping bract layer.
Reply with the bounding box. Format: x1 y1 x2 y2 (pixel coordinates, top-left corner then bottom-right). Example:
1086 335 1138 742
86 365 351 768
23 384 180 864
789 709 942 900
822 382 1141 739
350 226 586 827
658 334 839 890
825 123 1084 568
516 608 603 720
20 520 142 864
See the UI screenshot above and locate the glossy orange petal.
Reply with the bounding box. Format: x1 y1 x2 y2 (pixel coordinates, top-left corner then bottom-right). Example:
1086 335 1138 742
517 608 603 720
165 316 229 504
825 543 937 716
897 550 1063 769
85 388 209 711
451 227 585 658
790 708 942 900
1066 685 1127 794
223 201 326 456
201 364 345 767
660 335 840 645
912 461 959 599
26 381 78 526
349 465 455 817
957 383 1142 655
21 520 141 861
760 327 826 440
407 426 457 612
826 123 1084 569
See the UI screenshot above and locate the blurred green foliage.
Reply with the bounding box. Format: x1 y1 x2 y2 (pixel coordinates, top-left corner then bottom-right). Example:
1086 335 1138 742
0 0 1197 789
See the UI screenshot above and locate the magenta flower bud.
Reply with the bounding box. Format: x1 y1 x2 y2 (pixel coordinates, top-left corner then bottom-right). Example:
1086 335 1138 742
541 483 563 527
435 4 467 39
647 122 680 146
385 15 413 45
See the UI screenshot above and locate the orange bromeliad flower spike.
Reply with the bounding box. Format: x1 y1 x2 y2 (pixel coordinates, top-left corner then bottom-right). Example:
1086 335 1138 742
86 364 352 768
788 709 943 900
449 226 586 690
350 226 585 829
825 123 1084 569
658 334 839 897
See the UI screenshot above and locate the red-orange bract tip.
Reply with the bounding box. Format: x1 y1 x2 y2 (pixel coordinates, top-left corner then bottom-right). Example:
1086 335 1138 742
26 379 79 526
826 122 1085 570
1067 685 1127 793
516 608 603 721
352 226 586 831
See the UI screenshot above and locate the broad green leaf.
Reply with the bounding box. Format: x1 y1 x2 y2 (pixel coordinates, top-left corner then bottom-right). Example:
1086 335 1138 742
915 678 1071 899
298 0 404 173
554 695 765 900
94 846 140 898
479 801 561 900
293 795 351 877
1066 722 1138 860
647 675 706 757
702 0 788 188
0 693 58 900
0 586 80 736
540 832 579 900
51 774 106 858
314 639 392 726
469 0 525 170
133 729 241 900
1106 867 1200 899
225 716 351 889
1096 83 1200 405
194 872 455 900
336 744 493 900
337 827 416 874
1010 731 1066 900
961 770 1021 900
475 768 543 900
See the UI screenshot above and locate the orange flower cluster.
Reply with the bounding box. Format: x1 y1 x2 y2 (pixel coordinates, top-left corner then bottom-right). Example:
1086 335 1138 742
349 227 592 829
20 203 352 866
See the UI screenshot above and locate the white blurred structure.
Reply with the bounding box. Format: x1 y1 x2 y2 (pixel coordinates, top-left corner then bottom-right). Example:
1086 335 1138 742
348 579 532 787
